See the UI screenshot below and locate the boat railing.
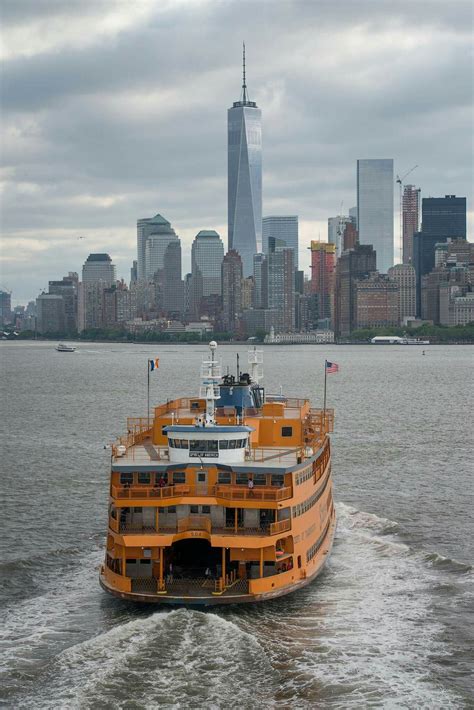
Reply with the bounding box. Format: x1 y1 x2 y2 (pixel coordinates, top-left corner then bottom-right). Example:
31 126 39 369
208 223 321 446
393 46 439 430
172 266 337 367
269 518 291 535
177 515 212 534
111 483 292 502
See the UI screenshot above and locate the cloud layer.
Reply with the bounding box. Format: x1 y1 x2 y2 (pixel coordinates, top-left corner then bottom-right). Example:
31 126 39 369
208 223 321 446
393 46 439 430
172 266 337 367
1 0 473 302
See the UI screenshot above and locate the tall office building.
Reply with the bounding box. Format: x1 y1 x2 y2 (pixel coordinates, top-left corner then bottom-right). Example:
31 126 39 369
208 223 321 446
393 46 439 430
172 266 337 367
310 242 336 324
48 274 78 333
221 250 243 332
80 253 116 331
421 195 466 238
190 230 224 317
252 253 265 308
262 216 298 266
144 221 180 280
334 244 376 336
402 185 420 264
357 159 394 273
328 216 351 258
265 244 295 332
228 45 262 276
36 294 66 334
355 274 399 330
387 264 416 324
0 289 12 325
137 214 177 280
349 206 358 227
162 241 184 317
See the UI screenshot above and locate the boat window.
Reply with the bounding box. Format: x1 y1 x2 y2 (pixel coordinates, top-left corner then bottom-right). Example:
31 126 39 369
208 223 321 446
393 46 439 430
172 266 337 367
167 506 176 513
202 505 210 514
189 440 218 453
236 473 248 485
218 471 231 484
190 505 199 514
138 472 150 484
120 473 133 485
282 426 293 437
168 438 175 448
180 439 189 449
139 559 151 565
253 473 267 486
154 472 168 485
197 471 206 483
271 474 284 487
219 440 229 449
173 472 186 484
229 440 237 449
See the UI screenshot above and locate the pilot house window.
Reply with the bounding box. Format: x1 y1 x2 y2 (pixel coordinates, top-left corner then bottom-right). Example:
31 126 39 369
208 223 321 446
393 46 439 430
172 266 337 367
282 426 293 437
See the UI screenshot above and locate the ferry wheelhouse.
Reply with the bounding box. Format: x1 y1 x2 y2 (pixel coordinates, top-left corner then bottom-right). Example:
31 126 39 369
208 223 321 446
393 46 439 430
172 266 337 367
100 342 336 605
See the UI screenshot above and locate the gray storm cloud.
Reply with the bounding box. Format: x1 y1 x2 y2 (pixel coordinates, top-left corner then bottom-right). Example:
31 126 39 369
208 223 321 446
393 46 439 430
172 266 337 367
1 0 472 302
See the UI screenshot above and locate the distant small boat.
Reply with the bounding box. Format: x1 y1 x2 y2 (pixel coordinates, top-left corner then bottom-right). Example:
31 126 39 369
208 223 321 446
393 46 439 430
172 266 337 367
370 336 430 345
56 343 76 352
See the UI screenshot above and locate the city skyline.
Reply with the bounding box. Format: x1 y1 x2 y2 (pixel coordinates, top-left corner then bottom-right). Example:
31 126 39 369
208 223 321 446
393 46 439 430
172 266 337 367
1 1 473 303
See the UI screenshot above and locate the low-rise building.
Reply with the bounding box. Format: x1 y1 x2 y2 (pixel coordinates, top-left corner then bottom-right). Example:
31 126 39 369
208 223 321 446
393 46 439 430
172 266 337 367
355 273 399 329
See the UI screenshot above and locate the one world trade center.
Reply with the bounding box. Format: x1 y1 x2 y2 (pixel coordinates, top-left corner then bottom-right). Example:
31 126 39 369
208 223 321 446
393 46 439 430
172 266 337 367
227 45 262 276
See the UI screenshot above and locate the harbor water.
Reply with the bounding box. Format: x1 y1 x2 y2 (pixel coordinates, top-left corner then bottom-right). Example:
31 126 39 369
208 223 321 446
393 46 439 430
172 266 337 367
0 342 472 708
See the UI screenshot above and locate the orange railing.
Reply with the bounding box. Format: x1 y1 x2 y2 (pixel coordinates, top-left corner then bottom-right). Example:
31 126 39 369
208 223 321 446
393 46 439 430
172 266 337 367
269 519 291 535
177 516 212 533
111 483 292 502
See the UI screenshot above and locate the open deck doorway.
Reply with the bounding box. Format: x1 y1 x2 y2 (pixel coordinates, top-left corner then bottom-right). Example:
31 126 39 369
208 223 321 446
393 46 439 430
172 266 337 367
170 539 222 579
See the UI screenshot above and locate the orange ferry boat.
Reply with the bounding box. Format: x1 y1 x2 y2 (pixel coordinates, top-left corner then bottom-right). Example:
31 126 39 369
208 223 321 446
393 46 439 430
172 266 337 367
100 342 336 605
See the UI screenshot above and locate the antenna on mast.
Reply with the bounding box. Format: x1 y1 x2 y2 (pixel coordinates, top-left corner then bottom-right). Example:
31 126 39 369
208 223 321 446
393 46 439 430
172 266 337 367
242 42 247 103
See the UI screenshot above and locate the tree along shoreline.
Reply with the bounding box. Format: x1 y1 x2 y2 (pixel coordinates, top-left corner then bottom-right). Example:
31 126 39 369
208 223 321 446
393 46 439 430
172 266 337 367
8 322 474 345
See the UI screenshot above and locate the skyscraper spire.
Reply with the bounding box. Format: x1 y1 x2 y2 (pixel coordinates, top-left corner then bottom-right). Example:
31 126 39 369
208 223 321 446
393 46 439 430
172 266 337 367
242 41 247 103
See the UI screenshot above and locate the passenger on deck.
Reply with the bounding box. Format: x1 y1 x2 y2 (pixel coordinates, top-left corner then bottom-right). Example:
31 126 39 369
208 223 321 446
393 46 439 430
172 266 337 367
158 476 166 488
247 478 254 496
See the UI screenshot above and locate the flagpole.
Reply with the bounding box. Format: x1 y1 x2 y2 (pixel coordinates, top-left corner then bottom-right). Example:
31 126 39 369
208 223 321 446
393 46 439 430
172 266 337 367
147 360 150 429
323 359 327 429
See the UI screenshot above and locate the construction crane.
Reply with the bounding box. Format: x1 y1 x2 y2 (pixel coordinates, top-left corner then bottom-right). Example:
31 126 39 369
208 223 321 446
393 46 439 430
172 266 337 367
396 165 418 263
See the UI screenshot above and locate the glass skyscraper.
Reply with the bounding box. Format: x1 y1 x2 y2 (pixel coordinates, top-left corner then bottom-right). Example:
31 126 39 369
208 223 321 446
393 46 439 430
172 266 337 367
357 159 394 273
228 46 262 277
262 216 299 266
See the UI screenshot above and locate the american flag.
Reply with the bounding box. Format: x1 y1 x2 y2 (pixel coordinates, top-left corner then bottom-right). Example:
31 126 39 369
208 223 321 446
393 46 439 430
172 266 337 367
325 361 339 374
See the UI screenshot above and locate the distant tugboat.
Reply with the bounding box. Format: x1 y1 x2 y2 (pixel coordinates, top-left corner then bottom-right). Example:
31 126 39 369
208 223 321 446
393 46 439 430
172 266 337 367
55 343 76 352
100 342 336 606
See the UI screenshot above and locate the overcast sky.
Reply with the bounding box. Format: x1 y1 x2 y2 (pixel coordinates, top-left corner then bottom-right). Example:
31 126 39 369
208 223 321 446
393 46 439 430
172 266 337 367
1 0 473 304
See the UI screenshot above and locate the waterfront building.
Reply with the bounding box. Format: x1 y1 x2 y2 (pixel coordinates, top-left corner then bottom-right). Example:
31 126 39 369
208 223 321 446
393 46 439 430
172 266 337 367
0 289 12 325
357 159 394 273
310 242 336 325
102 282 133 326
264 329 334 344
328 216 351 258
355 273 399 330
228 46 262 276
421 195 466 239
387 264 416 325
413 233 450 316
334 244 376 337
221 249 243 333
402 185 420 264
262 216 298 266
440 291 474 326
48 274 78 333
190 231 224 318
36 294 66 334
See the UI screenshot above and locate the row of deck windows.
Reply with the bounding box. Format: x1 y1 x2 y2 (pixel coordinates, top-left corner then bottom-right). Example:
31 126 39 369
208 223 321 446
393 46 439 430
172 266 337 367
168 439 248 450
292 470 330 518
118 471 285 487
306 517 331 562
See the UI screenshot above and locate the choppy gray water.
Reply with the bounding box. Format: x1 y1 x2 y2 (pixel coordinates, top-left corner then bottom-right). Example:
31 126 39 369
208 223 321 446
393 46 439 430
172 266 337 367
0 342 472 709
